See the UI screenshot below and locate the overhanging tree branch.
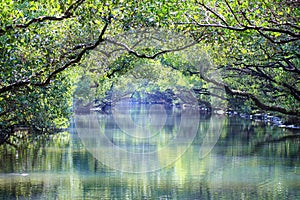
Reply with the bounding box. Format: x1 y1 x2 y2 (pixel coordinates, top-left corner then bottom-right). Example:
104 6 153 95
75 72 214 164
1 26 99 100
0 20 109 93
105 38 197 59
199 73 300 116
35 21 109 86
189 2 300 44
222 64 300 101
168 61 300 115
0 0 85 35
0 24 198 94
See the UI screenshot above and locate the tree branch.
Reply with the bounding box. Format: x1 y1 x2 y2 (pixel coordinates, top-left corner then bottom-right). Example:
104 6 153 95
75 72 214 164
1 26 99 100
197 2 229 26
187 2 300 44
200 73 300 116
224 0 243 26
0 20 109 94
105 39 197 59
34 21 109 86
223 63 300 101
0 0 85 35
160 58 299 115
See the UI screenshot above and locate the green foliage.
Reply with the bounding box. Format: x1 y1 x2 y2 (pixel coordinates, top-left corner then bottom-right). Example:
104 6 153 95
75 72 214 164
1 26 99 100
75 53 195 106
1 0 299 139
170 0 300 115
0 68 78 133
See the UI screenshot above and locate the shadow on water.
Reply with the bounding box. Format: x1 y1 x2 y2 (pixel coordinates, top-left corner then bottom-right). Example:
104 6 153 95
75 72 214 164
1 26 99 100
0 106 299 199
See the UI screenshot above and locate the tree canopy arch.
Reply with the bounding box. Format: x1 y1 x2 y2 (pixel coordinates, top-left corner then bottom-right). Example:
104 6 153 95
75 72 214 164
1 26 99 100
0 0 299 140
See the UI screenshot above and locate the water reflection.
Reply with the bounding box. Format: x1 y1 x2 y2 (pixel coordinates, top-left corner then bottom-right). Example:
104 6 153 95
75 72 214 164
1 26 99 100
0 106 299 199
76 104 205 172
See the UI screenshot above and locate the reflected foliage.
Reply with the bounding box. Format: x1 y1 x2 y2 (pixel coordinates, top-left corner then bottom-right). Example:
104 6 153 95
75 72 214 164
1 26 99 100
0 106 299 199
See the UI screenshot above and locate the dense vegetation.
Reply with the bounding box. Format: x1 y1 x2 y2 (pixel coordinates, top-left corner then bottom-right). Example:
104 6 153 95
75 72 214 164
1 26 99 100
1 0 299 142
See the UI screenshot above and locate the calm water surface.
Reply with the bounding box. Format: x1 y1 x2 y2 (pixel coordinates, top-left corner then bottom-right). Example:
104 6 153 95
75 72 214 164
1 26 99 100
0 105 300 199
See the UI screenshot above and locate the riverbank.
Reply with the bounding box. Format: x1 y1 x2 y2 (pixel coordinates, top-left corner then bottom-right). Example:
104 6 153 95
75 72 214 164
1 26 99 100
80 98 300 130
218 110 300 130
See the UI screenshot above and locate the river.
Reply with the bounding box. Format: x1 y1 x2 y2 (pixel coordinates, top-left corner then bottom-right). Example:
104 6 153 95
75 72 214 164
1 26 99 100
0 104 299 199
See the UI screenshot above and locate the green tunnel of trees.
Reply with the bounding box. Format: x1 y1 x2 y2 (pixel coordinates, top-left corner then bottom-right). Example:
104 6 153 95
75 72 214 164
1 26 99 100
0 0 299 141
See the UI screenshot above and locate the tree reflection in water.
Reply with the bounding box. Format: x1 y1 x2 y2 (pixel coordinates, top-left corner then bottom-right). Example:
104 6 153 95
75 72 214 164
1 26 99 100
0 107 299 199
